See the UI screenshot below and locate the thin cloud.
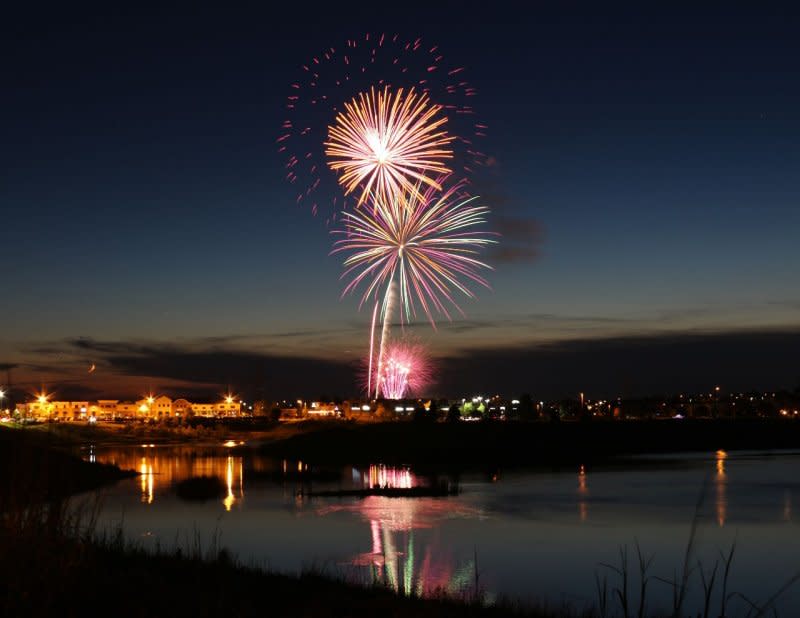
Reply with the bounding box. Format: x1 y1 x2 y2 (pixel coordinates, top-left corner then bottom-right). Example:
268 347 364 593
65 337 357 398
436 327 800 398
469 176 546 266
488 215 545 264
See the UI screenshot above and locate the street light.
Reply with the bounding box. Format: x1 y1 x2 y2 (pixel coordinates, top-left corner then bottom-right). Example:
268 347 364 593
0 389 5 414
35 392 51 422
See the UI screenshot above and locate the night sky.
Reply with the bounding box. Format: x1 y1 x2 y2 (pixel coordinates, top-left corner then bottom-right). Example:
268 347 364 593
3 3 799 400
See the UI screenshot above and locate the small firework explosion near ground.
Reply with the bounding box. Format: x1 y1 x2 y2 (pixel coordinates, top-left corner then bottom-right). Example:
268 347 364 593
370 340 432 400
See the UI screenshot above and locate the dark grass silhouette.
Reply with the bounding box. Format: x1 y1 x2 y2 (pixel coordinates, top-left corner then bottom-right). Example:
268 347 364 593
596 479 800 618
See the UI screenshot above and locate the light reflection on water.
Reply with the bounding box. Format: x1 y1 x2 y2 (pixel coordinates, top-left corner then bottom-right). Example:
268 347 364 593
577 464 588 522
106 446 246 510
86 446 800 614
344 497 476 596
716 449 727 527
366 464 414 490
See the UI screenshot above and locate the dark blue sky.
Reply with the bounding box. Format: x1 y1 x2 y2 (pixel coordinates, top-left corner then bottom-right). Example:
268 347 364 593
3 3 799 399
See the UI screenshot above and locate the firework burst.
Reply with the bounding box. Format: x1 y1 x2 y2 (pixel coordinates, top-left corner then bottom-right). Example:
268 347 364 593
279 32 489 220
325 86 454 206
333 179 495 325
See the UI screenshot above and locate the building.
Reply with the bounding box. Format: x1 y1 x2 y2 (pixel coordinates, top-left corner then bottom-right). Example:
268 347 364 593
187 400 242 417
14 394 242 421
172 399 192 416
16 399 88 420
95 400 119 420
116 401 139 418
307 401 340 417
134 395 174 419
189 402 215 416
215 400 241 416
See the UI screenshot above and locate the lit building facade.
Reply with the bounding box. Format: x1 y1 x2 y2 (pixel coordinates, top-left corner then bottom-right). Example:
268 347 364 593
14 395 242 420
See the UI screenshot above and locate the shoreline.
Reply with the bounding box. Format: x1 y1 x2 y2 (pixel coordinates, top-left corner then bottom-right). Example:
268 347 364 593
258 418 800 468
13 417 800 469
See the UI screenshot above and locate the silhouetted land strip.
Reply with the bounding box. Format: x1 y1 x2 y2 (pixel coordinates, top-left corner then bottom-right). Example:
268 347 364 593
260 419 800 467
175 475 227 501
0 427 135 501
305 483 459 498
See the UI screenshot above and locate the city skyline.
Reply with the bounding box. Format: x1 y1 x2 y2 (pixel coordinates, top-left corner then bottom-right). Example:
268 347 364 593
4 4 800 399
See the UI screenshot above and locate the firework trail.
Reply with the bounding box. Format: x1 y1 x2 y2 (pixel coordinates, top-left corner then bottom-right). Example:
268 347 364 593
374 280 396 398
367 300 379 397
333 179 495 327
325 86 454 207
279 32 489 221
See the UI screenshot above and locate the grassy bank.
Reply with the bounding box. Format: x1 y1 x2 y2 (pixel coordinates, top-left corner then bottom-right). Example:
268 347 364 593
260 418 800 467
0 527 581 618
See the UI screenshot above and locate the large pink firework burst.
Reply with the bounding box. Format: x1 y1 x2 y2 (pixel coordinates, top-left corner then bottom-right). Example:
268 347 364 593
333 178 495 326
325 86 454 207
279 32 489 222
363 339 432 399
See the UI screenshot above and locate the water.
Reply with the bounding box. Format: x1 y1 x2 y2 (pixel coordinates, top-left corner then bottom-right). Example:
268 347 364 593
85 445 800 615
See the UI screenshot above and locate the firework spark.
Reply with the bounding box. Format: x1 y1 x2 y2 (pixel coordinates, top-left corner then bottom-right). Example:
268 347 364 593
380 358 411 400
333 180 494 325
325 86 454 206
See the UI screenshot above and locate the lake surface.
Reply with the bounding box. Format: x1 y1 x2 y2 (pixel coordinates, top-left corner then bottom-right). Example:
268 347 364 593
84 444 800 615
